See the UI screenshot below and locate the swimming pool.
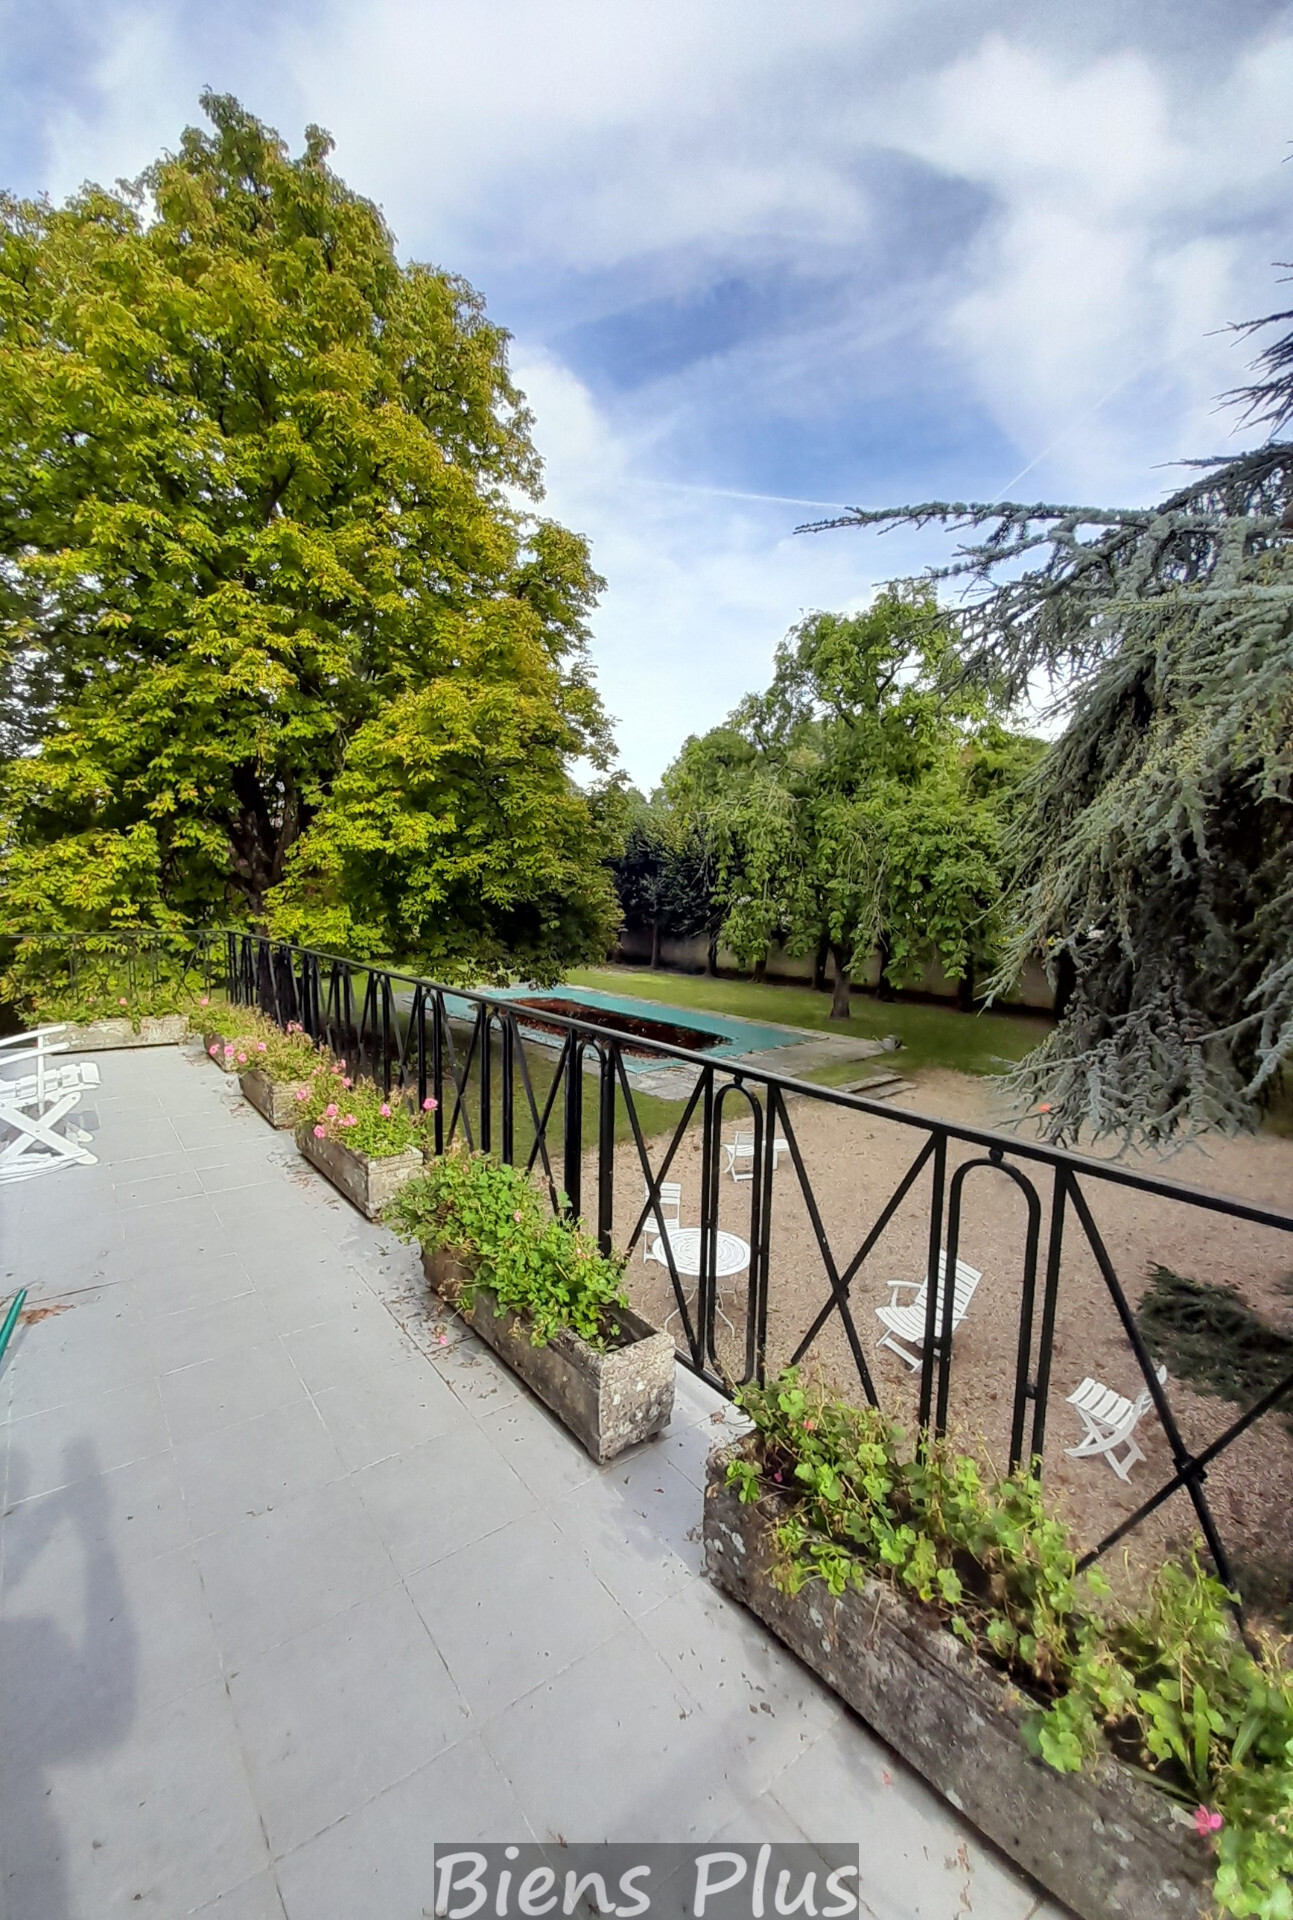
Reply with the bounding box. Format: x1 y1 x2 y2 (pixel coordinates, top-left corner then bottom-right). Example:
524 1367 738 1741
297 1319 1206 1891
485 984 799 1068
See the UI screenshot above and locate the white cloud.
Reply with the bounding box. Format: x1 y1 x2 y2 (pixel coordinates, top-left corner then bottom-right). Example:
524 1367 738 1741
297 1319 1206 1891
512 347 935 787
9 1 1293 782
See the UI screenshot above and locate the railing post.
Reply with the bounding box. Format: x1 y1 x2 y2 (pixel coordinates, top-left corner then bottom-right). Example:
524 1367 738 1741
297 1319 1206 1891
479 1009 492 1155
563 1041 584 1217
596 1044 616 1255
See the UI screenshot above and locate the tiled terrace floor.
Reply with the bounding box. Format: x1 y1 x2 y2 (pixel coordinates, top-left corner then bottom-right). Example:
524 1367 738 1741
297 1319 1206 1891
0 1045 1067 1920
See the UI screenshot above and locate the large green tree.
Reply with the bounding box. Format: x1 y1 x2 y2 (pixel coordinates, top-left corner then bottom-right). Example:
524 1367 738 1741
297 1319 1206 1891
806 292 1293 1141
0 93 617 978
665 592 1034 1016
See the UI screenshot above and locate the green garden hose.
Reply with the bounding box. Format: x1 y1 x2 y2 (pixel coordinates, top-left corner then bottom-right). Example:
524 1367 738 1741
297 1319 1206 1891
0 1288 28 1369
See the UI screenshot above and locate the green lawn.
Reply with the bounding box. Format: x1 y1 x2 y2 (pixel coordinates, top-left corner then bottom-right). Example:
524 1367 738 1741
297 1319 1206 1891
564 965 1052 1080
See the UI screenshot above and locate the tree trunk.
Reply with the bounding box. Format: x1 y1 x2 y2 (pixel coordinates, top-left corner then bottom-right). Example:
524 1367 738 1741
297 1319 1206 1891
650 918 662 971
829 944 851 1020
957 957 975 1013
875 931 894 1002
813 937 828 993
753 954 767 983
1054 948 1076 1022
706 932 719 977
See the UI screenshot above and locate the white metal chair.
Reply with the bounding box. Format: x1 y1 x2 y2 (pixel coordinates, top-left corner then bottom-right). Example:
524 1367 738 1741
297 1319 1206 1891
0 1025 99 1182
724 1128 790 1182
641 1181 682 1263
875 1253 982 1369
1065 1365 1168 1481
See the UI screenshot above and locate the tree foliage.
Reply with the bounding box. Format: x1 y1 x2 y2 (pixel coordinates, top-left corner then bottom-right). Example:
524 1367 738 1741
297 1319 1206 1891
805 294 1293 1141
0 93 617 980
661 591 1036 1015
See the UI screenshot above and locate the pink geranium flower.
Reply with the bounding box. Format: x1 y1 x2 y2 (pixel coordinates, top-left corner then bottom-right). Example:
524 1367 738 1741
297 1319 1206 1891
295 1088 308 1103
422 1096 438 1111
256 1040 267 1053
1193 1808 1223 1837
223 1043 235 1058
236 1050 247 1064
118 996 128 1006
312 1124 325 1139
337 1058 347 1072
200 995 210 1007
342 1114 357 1127
341 1076 352 1089
208 1043 219 1058
325 1102 338 1118
379 1103 391 1118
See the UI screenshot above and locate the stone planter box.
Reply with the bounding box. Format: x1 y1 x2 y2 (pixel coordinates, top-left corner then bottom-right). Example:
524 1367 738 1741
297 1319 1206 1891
297 1127 423 1219
239 1068 309 1129
424 1247 675 1463
703 1445 1212 1920
59 1013 191 1052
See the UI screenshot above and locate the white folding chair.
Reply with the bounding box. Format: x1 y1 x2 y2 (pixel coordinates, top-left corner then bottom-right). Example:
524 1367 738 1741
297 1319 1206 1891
723 1128 790 1182
1065 1365 1168 1481
875 1252 982 1369
641 1181 682 1263
0 1025 98 1181
0 1087 98 1182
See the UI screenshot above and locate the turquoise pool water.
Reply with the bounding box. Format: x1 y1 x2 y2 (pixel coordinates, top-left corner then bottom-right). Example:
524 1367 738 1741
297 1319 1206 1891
487 983 797 1066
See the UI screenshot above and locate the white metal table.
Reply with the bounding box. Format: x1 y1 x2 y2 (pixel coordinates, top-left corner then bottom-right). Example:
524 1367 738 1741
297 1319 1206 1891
649 1227 750 1335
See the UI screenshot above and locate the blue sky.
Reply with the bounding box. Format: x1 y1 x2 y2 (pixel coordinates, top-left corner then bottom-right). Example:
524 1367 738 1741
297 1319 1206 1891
4 0 1293 784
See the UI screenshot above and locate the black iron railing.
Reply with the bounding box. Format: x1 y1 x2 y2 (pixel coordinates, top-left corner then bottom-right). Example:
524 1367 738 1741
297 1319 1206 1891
206 929 1293 1597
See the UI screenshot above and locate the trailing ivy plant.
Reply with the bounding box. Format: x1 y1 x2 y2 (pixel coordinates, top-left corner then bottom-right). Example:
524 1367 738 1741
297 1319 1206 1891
383 1148 630 1350
729 1370 1293 1919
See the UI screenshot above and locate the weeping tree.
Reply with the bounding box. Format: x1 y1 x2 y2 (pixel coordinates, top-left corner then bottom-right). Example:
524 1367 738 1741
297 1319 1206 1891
804 297 1293 1142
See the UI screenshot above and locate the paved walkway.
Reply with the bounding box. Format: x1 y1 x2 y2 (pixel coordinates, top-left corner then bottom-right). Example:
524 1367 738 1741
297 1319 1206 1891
0 1045 1065 1920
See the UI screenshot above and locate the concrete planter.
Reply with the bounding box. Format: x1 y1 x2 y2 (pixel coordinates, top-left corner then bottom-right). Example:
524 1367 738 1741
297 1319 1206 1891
240 1068 309 1129
60 1013 191 1052
297 1127 423 1219
703 1445 1212 1920
424 1247 675 1463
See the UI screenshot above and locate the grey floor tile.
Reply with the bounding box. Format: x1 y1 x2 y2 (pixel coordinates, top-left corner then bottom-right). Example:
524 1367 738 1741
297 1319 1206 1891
126 1251 255 1318
5 1381 170 1499
160 1338 310 1444
548 1463 700 1618
146 1289 277 1374
228 1583 470 1855
117 1192 226 1252
255 1267 377 1336
109 1147 190 1184
476 1394 600 1502
0 1678 270 1920
113 1164 208 1209
768 1717 1046 1920
483 1624 745 1842
429 1332 525 1414
1 1447 190 1574
175 1399 346 1539
353 1422 536 1576
279 1303 418 1394
193 1869 288 1918
194 1477 401 1667
636 1578 841 1796
312 1354 465 1471
406 1509 627 1718
0 1542 222 1763
276 1735 530 1920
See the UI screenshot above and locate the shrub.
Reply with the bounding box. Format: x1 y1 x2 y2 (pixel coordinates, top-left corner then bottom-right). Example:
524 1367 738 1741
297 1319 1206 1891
299 1064 434 1159
383 1147 629 1349
729 1371 1293 1919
